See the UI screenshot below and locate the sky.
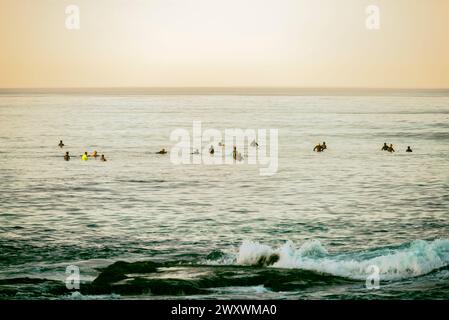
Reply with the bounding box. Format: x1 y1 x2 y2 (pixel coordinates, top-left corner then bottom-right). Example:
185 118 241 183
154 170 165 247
0 0 448 89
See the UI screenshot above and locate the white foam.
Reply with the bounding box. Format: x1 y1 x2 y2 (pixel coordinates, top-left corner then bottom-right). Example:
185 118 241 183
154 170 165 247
212 285 270 294
236 241 275 265
67 291 121 300
232 239 449 280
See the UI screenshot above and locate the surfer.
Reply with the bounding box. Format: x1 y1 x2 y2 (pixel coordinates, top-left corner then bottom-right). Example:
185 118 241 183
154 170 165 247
191 149 200 155
381 143 389 151
156 148 167 154
406 146 413 152
81 152 88 161
91 150 98 158
322 142 327 150
233 146 237 160
209 145 215 155
388 144 395 153
64 151 70 161
313 143 323 152
58 140 64 148
100 154 107 161
236 152 243 161
250 140 259 147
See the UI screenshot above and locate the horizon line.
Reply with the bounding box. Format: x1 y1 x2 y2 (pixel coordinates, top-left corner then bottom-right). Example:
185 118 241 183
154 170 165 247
1 86 449 96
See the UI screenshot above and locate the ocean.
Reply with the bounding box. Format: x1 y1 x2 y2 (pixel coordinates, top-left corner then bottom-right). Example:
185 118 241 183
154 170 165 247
0 91 448 299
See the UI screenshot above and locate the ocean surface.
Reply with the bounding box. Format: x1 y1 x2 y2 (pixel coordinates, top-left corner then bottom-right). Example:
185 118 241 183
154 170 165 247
0 92 449 300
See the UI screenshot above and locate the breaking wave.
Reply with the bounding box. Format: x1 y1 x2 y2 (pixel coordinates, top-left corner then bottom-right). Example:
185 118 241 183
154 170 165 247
215 239 449 281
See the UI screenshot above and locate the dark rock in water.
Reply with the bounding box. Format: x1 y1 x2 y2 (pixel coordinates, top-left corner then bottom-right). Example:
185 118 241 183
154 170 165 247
0 277 50 285
92 261 159 286
87 260 207 296
0 277 71 298
206 250 226 260
259 269 352 292
103 278 206 296
256 254 280 267
82 258 352 297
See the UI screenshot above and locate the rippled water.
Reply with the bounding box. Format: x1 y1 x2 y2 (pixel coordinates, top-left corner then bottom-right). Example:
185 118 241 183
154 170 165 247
0 92 448 299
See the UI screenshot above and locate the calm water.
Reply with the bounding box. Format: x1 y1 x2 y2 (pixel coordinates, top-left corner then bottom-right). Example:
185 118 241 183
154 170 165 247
0 93 449 299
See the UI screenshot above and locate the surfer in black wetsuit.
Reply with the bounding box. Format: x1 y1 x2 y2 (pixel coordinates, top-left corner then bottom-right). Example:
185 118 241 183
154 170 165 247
313 143 323 152
381 143 389 151
250 140 259 147
209 145 214 155
322 142 327 150
406 146 413 152
58 140 64 148
388 144 395 153
64 151 70 161
156 148 167 154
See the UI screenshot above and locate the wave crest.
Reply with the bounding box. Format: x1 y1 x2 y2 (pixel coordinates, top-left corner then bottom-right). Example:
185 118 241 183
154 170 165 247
230 239 449 280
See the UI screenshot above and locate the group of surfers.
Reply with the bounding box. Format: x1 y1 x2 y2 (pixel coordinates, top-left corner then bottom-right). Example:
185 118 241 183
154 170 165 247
59 138 414 161
381 143 413 153
157 140 256 161
312 141 413 153
59 140 107 161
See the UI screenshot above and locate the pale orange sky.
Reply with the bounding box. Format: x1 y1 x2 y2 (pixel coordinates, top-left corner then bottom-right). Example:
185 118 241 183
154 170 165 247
0 0 448 88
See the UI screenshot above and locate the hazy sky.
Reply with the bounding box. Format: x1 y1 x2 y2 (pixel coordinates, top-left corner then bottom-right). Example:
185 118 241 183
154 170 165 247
1 0 448 88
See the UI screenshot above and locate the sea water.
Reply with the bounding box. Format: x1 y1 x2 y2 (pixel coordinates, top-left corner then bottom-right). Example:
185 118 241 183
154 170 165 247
0 91 448 299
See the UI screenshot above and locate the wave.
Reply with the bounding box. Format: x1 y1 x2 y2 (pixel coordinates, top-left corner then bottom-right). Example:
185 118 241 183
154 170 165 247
3 239 449 299
115 179 165 184
212 239 449 281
